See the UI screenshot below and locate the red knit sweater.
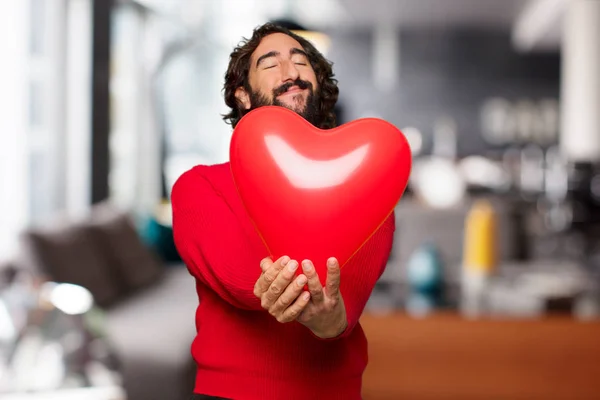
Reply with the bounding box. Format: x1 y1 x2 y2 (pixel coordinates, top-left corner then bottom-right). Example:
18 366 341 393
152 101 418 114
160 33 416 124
171 162 395 400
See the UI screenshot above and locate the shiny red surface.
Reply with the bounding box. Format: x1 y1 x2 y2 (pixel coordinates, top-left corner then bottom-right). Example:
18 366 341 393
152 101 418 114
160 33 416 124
230 106 412 283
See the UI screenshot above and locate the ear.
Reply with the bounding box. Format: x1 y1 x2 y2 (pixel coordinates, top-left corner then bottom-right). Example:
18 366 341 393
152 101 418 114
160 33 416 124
235 87 251 110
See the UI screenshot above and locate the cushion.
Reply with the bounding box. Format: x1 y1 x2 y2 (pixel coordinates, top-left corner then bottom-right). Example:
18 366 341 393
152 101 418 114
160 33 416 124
104 267 196 400
22 222 122 307
0 260 18 289
89 202 164 294
105 267 196 365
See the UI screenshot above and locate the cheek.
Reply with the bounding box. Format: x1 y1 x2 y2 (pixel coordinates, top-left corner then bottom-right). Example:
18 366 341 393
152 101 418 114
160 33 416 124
255 76 279 96
304 71 318 90
249 72 268 94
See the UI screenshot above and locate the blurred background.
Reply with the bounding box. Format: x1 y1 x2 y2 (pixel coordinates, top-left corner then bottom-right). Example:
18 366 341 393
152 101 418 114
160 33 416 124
1 0 600 399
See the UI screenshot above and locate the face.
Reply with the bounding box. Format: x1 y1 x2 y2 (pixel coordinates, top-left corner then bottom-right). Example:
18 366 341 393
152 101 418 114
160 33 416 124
236 33 320 123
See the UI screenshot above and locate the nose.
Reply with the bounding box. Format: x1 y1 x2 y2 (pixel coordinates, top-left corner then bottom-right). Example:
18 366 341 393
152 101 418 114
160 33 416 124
281 60 300 82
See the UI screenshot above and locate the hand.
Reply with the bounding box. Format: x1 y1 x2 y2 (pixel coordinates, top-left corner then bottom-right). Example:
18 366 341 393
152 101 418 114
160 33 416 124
253 255 311 323
297 257 347 339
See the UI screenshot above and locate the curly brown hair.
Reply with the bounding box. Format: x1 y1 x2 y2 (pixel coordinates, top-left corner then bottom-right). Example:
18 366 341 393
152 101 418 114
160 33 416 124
222 23 339 129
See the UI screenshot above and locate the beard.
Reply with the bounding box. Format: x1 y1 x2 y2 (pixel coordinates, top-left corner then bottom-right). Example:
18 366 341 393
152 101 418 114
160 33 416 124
246 79 321 126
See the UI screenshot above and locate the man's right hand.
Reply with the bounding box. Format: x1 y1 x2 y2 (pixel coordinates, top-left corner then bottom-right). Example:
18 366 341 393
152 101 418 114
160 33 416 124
254 256 311 323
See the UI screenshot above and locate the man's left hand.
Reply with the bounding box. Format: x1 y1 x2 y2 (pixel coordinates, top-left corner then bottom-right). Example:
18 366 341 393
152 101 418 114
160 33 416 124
297 257 348 339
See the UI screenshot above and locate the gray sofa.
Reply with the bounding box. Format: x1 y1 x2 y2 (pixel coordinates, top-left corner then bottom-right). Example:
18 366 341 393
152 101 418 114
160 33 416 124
12 202 198 400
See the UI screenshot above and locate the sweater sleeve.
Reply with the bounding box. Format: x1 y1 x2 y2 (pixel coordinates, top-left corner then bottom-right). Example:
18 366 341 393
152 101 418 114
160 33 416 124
171 167 265 311
329 212 395 340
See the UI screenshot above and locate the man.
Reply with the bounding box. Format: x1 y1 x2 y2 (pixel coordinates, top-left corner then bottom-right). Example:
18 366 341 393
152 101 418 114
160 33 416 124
172 22 395 400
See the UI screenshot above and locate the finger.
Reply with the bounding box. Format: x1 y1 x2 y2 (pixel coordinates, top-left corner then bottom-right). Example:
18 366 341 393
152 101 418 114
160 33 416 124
260 257 272 273
253 257 272 298
269 274 307 317
325 257 341 298
256 255 289 295
263 259 298 306
277 291 311 323
302 260 324 302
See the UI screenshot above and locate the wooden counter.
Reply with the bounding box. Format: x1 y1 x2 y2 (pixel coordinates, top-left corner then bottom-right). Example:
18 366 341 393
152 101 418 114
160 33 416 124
360 312 600 400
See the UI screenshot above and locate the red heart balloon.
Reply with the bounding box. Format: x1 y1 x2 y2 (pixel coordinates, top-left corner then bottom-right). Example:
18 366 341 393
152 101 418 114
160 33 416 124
230 106 411 282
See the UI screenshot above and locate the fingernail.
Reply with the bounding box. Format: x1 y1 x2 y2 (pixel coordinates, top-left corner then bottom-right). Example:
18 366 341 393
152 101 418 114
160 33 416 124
302 260 313 271
328 258 337 267
303 292 310 301
297 276 307 286
281 256 290 266
288 260 298 272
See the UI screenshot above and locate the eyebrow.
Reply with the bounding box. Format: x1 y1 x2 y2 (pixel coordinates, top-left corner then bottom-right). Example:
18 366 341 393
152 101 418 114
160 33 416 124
255 47 309 68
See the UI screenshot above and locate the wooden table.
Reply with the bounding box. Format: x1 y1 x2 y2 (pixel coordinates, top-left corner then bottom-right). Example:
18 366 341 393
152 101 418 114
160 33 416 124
360 312 600 400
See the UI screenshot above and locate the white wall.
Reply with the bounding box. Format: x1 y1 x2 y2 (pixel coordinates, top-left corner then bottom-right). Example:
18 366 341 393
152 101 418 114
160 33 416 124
0 1 30 261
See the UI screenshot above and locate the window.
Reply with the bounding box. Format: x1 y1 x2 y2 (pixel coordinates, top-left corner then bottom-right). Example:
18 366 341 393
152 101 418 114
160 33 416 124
0 0 92 261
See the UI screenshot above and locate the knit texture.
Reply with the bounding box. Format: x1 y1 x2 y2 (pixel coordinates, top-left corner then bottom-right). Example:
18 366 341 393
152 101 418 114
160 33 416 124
172 162 394 400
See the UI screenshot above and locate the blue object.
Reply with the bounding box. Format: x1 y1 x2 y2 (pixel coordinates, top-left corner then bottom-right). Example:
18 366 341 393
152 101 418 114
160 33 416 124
406 242 443 294
406 291 437 317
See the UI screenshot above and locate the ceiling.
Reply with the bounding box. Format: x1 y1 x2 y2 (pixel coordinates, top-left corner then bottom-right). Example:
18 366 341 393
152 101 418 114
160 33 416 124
129 0 565 51
335 0 529 29
295 0 564 51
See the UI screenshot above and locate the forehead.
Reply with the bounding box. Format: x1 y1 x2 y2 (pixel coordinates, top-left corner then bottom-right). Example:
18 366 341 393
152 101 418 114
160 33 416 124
251 33 305 63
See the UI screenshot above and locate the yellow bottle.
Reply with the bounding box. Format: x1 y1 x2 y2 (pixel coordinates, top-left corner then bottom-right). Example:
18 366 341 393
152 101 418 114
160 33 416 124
463 200 497 273
461 199 497 317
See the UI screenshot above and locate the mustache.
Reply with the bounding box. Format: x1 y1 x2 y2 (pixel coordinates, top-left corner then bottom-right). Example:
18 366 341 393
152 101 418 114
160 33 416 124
272 79 313 97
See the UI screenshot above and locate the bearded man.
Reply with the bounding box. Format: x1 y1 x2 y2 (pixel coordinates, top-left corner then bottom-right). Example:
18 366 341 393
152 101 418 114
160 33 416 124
172 22 395 400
